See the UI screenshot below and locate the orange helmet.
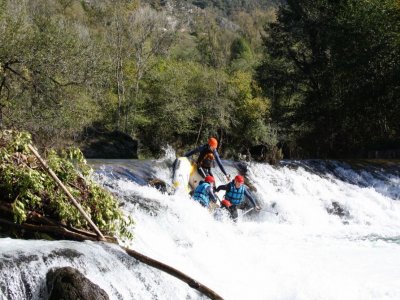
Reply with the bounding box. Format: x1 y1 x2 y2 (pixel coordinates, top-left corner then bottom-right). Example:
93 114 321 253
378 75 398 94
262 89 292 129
204 175 215 183
208 137 218 148
234 175 244 184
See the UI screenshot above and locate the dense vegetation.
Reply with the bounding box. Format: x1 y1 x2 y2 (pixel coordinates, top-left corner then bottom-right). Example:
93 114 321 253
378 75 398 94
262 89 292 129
0 0 276 158
1 0 399 159
257 0 400 158
183 0 281 13
0 130 133 239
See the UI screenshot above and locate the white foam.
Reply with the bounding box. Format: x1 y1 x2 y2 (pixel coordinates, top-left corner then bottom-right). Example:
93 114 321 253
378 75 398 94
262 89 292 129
2 160 400 300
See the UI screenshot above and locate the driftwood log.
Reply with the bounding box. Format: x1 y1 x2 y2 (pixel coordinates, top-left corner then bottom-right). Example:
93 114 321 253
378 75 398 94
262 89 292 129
123 247 224 300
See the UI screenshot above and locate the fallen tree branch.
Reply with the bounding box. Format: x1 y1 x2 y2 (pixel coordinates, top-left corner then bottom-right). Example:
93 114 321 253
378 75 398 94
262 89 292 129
123 246 224 300
28 211 59 226
0 218 116 243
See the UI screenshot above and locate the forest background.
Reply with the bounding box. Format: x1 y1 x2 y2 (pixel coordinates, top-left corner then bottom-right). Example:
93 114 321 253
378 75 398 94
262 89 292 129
1 0 399 159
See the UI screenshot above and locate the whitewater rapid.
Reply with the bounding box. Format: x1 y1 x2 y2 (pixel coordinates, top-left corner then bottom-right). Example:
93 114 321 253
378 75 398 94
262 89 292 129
127 159 400 300
1 157 400 300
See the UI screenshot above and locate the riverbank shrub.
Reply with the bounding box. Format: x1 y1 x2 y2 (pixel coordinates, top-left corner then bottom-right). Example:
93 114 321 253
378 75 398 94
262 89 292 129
0 130 133 240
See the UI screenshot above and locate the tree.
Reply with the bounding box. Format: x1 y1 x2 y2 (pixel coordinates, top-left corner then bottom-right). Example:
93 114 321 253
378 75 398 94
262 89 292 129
106 0 139 131
227 70 276 154
230 8 276 55
195 11 236 68
229 37 254 71
124 6 176 134
257 0 400 157
139 58 234 155
230 37 253 61
0 0 103 147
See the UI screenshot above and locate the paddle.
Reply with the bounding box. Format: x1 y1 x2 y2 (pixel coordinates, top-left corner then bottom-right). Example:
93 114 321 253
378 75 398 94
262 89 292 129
233 207 254 222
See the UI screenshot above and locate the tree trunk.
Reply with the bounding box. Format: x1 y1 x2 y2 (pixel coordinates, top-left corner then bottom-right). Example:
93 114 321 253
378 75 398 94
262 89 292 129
195 114 204 146
115 17 126 131
0 74 5 128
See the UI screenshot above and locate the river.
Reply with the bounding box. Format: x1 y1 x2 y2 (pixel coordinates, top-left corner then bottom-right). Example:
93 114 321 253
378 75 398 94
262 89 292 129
1 154 400 299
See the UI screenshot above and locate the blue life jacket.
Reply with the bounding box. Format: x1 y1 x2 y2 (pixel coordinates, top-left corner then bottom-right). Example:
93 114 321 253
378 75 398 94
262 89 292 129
193 182 211 207
225 182 245 206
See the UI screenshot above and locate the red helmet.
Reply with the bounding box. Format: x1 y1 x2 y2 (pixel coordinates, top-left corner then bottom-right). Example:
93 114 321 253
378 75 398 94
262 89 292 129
221 199 232 208
204 175 215 183
234 175 244 184
208 137 218 148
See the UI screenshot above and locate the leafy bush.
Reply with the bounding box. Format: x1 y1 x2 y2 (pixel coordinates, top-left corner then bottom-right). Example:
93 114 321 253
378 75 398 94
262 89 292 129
0 130 133 240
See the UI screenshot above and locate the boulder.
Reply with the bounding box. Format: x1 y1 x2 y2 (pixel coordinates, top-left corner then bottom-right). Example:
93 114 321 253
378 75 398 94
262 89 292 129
80 128 138 159
46 267 109 300
248 144 283 164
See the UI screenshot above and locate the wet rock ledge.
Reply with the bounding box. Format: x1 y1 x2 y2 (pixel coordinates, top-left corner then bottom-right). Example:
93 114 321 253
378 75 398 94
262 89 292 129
47 267 109 300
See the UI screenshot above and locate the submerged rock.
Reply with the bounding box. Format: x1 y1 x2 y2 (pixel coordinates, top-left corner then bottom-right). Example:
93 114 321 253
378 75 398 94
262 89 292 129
122 194 164 216
46 266 109 300
326 201 350 219
148 178 168 194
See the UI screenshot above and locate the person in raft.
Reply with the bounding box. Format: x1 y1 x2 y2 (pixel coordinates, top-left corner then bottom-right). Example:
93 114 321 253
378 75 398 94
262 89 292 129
192 175 217 208
184 137 230 181
216 175 261 220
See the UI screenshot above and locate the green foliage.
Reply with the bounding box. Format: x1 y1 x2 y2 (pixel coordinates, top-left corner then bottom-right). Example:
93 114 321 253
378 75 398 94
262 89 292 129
0 130 134 240
0 0 107 146
137 58 278 156
230 37 253 61
230 9 277 55
138 59 232 153
228 70 276 148
170 32 201 62
190 0 281 14
229 37 255 72
195 13 236 68
257 0 400 157
1 0 282 159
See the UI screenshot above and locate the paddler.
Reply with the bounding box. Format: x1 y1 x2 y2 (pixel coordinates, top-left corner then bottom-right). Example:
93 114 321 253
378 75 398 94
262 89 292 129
192 175 218 208
216 175 261 220
184 137 230 181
